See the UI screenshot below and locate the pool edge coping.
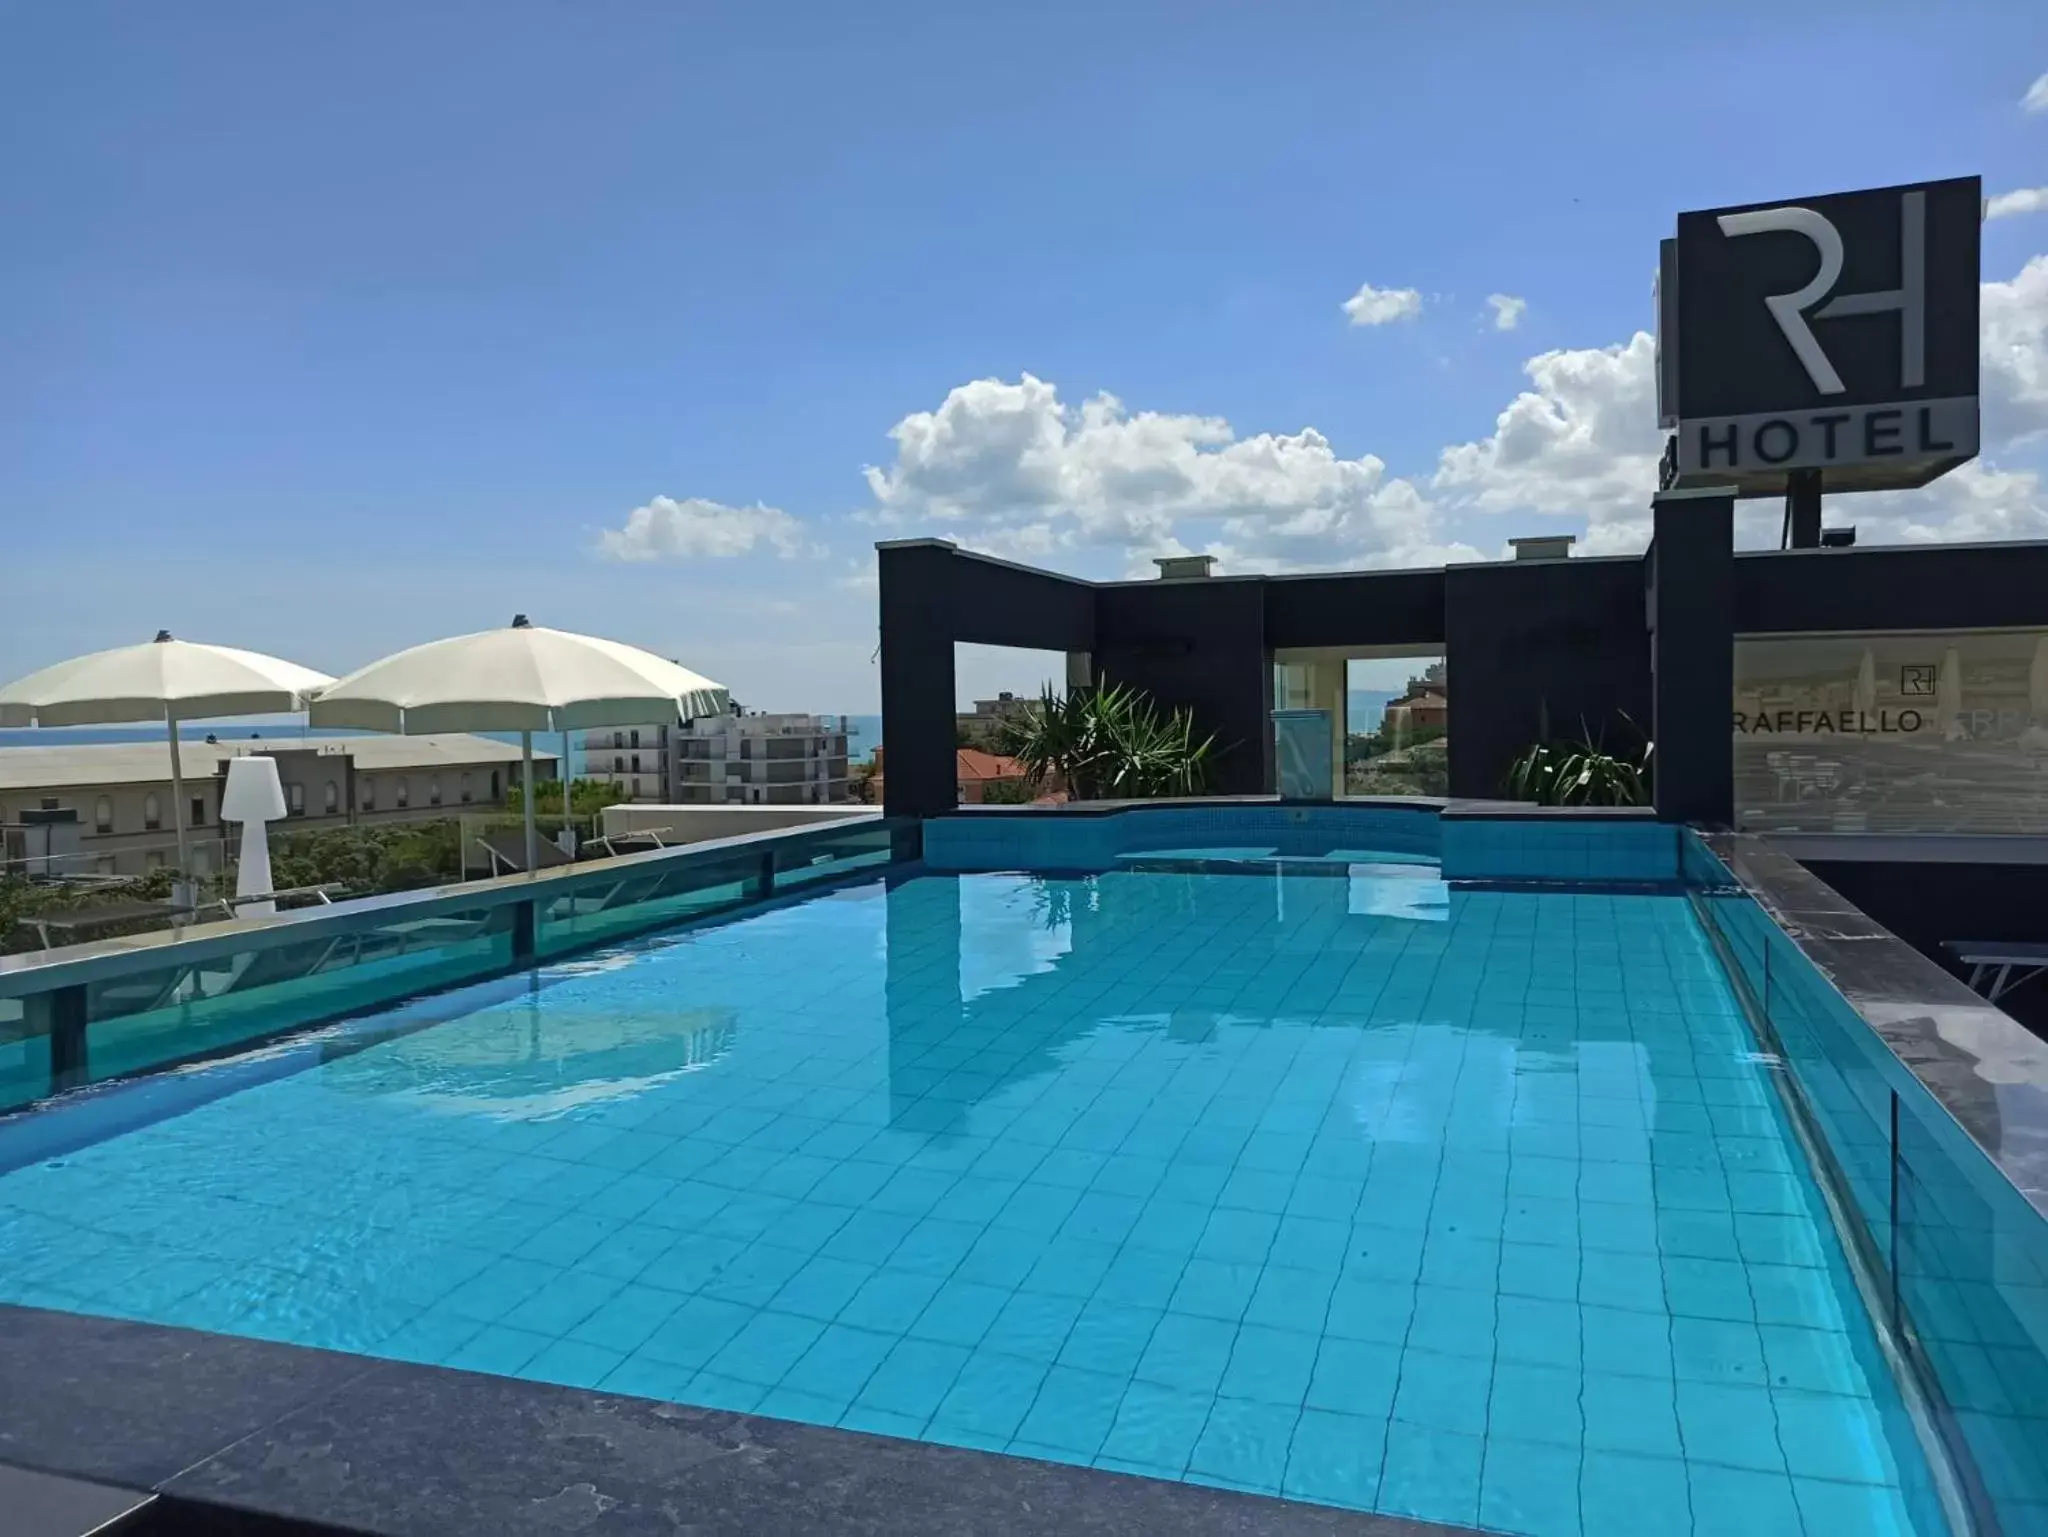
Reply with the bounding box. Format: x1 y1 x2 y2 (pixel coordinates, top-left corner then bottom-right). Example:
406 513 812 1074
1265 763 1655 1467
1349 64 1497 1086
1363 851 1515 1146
0 1303 1488 1537
1701 830 2048 1219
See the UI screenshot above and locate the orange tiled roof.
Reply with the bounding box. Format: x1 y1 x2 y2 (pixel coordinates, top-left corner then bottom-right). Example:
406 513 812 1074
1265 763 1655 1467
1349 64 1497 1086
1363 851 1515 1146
955 749 1027 781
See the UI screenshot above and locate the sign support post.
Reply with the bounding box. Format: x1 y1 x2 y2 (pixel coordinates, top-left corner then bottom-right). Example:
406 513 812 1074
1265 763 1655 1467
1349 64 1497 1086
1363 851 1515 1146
1786 469 1823 548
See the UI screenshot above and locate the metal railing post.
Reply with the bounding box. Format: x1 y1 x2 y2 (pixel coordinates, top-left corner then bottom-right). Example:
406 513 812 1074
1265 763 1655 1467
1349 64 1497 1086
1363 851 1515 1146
27 984 88 1093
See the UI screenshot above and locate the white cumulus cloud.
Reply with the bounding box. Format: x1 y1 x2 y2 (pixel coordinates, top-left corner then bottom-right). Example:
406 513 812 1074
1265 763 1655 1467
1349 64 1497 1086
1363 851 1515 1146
1486 294 1528 331
597 496 814 562
863 373 1478 572
1844 458 2048 546
2025 70 2048 113
1988 187 2048 221
1983 255 2048 446
835 249 2048 586
1434 331 1663 551
1433 252 2048 553
1341 282 1423 327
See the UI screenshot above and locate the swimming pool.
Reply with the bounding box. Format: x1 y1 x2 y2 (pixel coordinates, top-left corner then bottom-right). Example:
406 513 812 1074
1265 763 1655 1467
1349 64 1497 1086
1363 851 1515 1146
0 860 1939 1536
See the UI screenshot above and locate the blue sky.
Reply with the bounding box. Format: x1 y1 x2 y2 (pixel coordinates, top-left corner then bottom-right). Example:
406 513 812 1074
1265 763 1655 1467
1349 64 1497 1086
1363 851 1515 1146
5 2 2046 708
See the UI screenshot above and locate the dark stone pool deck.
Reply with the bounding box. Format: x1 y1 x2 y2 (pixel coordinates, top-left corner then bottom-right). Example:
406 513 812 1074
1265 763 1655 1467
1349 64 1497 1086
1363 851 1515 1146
0 1305 1479 1537
1708 833 2048 1215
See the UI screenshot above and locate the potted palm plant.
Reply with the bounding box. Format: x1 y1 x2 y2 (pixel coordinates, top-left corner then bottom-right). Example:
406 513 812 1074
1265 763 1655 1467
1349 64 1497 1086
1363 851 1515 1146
998 681 1217 801
1503 716 1653 807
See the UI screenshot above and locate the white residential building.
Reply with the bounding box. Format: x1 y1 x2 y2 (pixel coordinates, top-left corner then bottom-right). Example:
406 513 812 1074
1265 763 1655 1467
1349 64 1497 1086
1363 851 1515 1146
670 711 851 805
583 724 673 803
582 712 852 805
957 691 1033 746
0 734 556 878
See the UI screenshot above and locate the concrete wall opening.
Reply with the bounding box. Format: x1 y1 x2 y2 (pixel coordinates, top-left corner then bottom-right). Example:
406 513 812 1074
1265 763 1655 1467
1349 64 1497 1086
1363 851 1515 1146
950 643 1080 803
1272 647 1447 799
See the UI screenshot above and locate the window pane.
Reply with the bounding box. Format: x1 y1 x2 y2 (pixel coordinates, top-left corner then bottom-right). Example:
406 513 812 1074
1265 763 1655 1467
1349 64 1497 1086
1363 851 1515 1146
1736 629 2048 834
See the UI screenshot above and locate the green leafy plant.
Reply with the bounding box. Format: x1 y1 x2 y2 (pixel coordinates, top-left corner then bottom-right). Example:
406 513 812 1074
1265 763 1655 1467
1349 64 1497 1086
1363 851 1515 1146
0 871 185 954
998 680 1217 801
1345 720 1449 797
267 820 467 893
504 777 625 817
976 777 1039 805
1504 729 1653 807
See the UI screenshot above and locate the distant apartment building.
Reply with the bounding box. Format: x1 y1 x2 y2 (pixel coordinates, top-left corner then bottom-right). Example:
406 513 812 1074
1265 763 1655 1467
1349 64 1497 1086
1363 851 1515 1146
583 724 672 802
957 691 1033 746
666 711 851 805
0 734 554 878
1385 661 1448 733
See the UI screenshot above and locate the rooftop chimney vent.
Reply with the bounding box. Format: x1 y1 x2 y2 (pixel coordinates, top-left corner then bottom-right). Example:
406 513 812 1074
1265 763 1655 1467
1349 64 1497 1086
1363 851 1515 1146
1509 535 1576 563
1154 555 1217 580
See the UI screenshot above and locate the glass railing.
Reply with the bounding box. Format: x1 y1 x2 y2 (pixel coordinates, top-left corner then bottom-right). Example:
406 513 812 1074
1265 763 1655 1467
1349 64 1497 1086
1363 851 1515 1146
84 902 521 1088
0 815 917 1115
1689 835 2048 1535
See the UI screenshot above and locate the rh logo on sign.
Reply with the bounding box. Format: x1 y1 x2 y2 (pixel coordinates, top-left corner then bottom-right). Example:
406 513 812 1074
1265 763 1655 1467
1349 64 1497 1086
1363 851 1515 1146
1715 191 1925 397
1900 664 1937 697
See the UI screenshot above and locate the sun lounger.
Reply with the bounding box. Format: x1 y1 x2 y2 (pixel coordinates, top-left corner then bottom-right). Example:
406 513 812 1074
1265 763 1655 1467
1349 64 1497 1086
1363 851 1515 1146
592 826 674 857
475 832 575 877
208 883 348 919
16 899 196 951
1943 940 2048 1003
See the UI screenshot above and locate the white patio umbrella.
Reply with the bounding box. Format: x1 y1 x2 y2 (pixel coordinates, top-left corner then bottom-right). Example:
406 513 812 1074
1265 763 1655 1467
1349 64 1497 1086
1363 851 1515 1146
0 631 333 879
308 615 728 875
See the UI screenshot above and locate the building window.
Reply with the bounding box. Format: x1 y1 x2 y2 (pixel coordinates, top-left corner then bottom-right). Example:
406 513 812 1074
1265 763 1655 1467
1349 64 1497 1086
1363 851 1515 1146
460 772 473 804
1730 630 2048 834
94 796 113 833
614 756 625 774
361 778 377 811
95 855 116 876
429 776 442 806
631 754 641 773
396 779 410 808
490 770 500 801
287 783 305 816
323 780 339 814
630 729 640 749
191 797 206 827
143 791 161 830
146 850 165 871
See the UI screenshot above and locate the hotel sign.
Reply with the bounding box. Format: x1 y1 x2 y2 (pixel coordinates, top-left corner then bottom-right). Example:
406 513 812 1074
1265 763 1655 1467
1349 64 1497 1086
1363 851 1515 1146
1659 176 1980 497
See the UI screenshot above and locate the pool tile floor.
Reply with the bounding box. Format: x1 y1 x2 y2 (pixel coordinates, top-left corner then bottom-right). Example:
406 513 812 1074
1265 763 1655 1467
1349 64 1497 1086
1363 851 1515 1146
0 871 1937 1537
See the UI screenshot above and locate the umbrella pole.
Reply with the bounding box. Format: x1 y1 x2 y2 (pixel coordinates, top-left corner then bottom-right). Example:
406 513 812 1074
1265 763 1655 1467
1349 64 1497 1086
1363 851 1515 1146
166 706 192 887
521 729 538 875
563 726 576 855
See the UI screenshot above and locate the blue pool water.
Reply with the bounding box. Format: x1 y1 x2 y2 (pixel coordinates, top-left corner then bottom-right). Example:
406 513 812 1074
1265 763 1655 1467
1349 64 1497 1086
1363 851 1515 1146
0 866 1937 1536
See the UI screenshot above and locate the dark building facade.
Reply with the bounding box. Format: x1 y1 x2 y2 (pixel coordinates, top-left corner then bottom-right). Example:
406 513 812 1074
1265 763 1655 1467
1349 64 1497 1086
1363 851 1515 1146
879 509 2048 825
